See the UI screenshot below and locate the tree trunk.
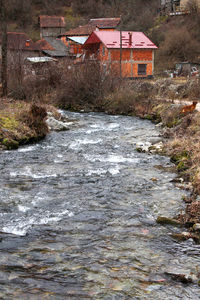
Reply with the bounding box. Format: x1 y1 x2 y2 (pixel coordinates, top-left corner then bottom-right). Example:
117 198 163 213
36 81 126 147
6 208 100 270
0 0 7 97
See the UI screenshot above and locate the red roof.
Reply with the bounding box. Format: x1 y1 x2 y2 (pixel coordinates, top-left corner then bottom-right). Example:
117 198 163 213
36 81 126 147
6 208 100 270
65 25 95 36
36 39 55 50
83 31 158 49
0 32 40 51
64 18 121 37
88 18 121 28
39 15 66 28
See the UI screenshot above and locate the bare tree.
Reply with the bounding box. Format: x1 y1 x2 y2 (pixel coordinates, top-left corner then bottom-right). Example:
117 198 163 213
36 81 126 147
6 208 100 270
0 0 7 97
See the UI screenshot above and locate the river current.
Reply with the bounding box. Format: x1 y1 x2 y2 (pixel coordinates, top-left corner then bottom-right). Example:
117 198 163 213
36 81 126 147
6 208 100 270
0 111 199 299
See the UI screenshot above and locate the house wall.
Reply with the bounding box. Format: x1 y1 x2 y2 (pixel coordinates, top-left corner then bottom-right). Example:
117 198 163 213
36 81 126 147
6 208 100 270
7 50 40 64
98 44 154 78
41 27 66 38
161 0 200 13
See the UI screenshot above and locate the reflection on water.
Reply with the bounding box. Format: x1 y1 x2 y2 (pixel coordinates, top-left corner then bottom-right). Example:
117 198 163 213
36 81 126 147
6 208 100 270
0 112 199 299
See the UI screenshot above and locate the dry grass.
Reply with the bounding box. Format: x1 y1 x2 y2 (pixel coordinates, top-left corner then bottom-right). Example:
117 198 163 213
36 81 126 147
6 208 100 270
0 100 49 149
165 111 200 193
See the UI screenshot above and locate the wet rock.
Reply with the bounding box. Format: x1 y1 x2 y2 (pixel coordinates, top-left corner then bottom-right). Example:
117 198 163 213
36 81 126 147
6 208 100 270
156 216 181 226
149 141 164 154
170 177 184 184
174 182 193 191
136 141 164 154
151 177 158 182
171 232 192 241
46 114 70 131
171 232 200 243
136 141 152 152
193 223 200 232
165 272 194 284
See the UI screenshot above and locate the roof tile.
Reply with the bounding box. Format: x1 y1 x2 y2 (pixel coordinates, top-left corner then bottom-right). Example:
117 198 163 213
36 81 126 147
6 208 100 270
39 15 66 28
83 31 158 49
0 32 40 51
64 18 120 36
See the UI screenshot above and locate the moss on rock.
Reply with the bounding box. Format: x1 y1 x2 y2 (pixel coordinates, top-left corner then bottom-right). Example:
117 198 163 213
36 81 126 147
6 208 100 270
2 138 19 150
156 216 181 226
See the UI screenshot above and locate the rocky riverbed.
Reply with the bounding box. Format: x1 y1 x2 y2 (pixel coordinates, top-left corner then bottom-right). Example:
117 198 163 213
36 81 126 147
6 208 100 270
0 111 199 299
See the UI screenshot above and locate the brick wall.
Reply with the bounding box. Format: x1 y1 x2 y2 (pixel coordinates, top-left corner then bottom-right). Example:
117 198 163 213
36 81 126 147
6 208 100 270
99 45 154 78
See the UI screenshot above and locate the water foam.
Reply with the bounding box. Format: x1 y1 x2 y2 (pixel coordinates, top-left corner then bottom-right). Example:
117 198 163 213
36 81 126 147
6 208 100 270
18 145 37 152
10 166 57 179
2 209 74 236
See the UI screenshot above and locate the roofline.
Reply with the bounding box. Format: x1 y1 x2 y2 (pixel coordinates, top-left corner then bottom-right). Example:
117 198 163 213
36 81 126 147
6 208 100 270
89 17 121 21
83 31 158 49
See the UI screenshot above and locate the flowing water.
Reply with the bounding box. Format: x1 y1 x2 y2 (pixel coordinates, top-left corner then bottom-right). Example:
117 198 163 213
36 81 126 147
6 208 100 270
0 112 199 300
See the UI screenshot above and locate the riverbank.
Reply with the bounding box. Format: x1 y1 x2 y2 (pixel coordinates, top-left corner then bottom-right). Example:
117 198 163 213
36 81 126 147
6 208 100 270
0 99 61 150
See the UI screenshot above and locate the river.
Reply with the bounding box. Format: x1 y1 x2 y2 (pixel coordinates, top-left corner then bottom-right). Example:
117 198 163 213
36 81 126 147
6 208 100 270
0 111 199 299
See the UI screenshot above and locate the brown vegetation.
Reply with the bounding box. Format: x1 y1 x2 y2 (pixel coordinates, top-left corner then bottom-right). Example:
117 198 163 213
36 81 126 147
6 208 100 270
154 8 200 72
0 100 48 150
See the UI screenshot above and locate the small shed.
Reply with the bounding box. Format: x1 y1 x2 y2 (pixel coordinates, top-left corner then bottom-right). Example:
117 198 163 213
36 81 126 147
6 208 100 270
63 18 121 38
82 31 157 78
0 32 40 63
175 62 200 76
59 18 121 59
39 15 66 38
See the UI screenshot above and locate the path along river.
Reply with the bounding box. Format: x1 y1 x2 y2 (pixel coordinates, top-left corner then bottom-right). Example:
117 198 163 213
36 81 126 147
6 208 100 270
0 111 199 299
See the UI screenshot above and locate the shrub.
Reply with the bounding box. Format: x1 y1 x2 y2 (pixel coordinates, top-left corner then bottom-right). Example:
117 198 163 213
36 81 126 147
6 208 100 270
56 61 119 111
20 103 48 138
104 81 154 116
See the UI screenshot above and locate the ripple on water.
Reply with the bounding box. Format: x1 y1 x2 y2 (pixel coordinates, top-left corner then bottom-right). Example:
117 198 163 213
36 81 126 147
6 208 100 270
0 111 198 299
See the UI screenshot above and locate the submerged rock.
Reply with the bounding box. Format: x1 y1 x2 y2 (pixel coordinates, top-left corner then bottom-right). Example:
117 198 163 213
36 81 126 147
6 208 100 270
171 232 200 243
156 216 181 226
165 271 196 284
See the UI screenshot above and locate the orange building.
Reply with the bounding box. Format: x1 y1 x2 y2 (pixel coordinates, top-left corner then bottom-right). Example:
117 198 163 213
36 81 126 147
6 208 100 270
82 31 158 78
59 18 120 57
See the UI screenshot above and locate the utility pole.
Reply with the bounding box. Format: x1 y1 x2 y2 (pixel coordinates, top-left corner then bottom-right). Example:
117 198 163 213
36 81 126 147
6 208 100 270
119 16 122 79
0 0 8 97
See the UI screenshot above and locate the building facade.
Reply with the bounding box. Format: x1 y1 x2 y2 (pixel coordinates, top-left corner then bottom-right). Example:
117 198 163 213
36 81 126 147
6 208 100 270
39 15 66 38
83 31 157 78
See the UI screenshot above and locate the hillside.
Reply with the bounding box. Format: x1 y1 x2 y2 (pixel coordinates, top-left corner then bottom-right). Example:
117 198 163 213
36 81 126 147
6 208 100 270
6 0 159 39
4 0 200 72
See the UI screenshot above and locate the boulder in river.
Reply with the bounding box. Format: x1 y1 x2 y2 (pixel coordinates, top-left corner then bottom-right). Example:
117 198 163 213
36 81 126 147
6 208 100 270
46 112 71 131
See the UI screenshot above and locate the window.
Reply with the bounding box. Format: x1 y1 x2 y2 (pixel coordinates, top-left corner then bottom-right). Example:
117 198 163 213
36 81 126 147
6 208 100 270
102 46 105 56
138 64 147 75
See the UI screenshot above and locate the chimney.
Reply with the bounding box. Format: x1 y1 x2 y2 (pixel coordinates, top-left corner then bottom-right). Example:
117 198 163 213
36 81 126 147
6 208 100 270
26 39 30 47
128 32 132 46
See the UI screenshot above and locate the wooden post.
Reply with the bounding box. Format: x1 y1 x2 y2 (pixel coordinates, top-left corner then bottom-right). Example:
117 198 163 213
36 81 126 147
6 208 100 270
120 24 122 79
0 0 8 97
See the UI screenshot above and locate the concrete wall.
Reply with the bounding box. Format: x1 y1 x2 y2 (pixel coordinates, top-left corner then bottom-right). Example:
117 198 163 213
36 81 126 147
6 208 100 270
41 27 66 38
7 50 40 64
